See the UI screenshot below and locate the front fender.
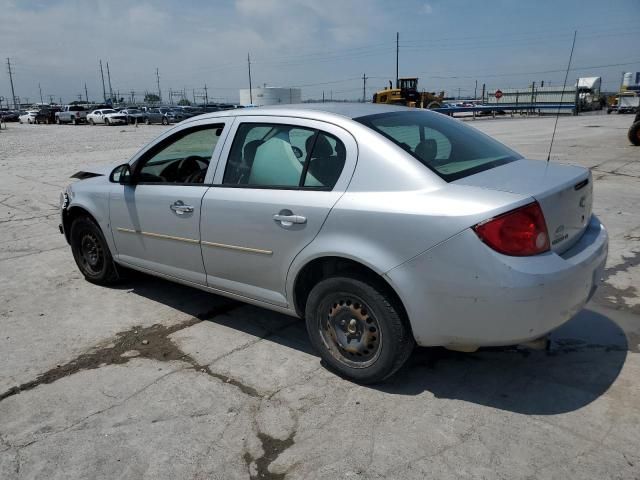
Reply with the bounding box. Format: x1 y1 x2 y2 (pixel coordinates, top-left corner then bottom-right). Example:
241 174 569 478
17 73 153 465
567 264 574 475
63 179 115 255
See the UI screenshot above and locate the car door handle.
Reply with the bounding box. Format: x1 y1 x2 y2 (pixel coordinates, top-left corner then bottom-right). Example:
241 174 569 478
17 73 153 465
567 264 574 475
273 213 306 227
170 201 194 215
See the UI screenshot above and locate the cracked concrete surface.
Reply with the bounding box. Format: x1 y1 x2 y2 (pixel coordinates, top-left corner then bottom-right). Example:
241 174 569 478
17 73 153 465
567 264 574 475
1 117 639 479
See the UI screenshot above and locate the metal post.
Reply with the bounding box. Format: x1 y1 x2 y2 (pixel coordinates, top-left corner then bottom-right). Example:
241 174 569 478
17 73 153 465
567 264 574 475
7 58 17 110
474 80 477 100
574 78 580 116
481 83 486 104
395 32 399 89
84 83 89 103
362 73 367 103
247 52 253 105
204 84 208 105
99 60 107 103
530 82 536 115
156 68 162 102
106 62 114 104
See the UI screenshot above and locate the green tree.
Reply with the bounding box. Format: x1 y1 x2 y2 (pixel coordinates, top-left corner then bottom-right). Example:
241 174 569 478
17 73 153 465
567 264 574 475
144 93 160 103
177 98 191 106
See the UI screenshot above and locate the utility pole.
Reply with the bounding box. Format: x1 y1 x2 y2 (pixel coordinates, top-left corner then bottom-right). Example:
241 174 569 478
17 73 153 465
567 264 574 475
106 62 114 104
39 83 43 104
362 73 368 102
481 83 486 103
84 83 89 103
130 91 135 103
156 68 161 101
247 52 253 104
48 95 54 104
395 32 399 89
99 60 107 103
474 80 478 100
458 87 461 99
322 91 325 103
204 84 208 105
7 58 17 109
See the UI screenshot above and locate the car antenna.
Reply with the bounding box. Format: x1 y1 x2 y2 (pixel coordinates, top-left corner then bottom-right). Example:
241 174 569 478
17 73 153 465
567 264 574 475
547 30 577 162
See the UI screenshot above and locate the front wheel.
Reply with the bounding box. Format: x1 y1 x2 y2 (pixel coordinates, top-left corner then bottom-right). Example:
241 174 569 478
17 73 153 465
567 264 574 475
70 217 119 285
629 121 640 146
305 275 414 384
89 118 94 125
105 118 110 126
161 117 169 125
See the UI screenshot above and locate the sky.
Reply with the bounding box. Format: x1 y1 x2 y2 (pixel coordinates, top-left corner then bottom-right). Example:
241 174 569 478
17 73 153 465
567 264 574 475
1 0 639 105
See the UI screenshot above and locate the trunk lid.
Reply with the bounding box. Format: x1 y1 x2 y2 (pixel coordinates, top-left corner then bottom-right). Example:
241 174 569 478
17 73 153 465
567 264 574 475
454 159 592 253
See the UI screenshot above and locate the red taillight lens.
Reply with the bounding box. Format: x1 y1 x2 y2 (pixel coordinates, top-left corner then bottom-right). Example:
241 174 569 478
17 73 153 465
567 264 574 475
473 202 550 256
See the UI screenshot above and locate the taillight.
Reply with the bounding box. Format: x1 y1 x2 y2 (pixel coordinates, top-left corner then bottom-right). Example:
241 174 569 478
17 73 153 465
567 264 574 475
473 202 550 256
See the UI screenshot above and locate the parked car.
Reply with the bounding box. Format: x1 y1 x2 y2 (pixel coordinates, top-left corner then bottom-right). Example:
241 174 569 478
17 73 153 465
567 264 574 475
629 111 640 146
143 107 171 125
18 110 39 124
0 110 20 122
119 108 146 124
59 104 608 383
56 105 88 125
86 109 127 126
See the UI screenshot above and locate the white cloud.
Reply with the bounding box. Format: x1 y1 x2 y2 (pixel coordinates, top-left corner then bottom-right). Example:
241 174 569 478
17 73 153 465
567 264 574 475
420 3 433 15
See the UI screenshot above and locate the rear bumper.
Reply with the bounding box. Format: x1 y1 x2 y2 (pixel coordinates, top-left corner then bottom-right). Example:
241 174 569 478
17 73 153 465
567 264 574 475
386 215 608 347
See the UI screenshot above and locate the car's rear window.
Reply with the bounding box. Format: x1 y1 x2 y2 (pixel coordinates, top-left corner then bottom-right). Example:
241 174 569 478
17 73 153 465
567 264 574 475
355 111 521 182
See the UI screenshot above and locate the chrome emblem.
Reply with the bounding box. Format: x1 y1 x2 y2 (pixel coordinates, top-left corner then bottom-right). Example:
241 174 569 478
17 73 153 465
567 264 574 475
579 196 586 208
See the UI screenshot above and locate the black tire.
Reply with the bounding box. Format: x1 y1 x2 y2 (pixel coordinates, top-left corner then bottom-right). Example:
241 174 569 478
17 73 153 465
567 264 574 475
629 121 640 146
89 118 94 125
305 275 414 384
145 117 150 125
161 116 169 126
105 118 110 126
73 118 78 125
70 216 119 285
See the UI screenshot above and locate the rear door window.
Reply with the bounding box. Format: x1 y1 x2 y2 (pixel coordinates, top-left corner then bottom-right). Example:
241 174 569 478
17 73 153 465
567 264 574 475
222 123 345 189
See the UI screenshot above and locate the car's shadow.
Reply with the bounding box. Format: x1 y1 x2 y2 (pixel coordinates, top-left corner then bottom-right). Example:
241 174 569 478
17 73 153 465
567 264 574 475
119 272 629 416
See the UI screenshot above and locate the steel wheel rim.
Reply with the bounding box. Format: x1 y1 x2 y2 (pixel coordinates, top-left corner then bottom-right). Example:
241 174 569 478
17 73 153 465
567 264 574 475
79 232 104 275
319 295 382 369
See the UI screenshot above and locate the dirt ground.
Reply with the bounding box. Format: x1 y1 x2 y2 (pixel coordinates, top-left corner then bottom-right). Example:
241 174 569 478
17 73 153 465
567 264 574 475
1 113 639 479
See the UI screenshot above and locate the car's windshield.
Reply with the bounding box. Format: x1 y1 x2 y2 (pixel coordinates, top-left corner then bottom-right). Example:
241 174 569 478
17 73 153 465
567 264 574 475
102 109 116 114
355 111 522 182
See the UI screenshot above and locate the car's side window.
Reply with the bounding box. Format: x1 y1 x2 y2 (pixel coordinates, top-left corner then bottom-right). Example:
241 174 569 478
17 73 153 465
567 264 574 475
222 123 346 190
136 125 223 184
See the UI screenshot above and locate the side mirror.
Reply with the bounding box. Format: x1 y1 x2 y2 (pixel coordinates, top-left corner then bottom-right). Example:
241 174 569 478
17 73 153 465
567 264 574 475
109 163 133 184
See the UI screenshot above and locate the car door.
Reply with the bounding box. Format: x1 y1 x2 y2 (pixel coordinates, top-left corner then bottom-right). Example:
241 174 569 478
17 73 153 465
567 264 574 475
109 119 231 285
201 116 357 306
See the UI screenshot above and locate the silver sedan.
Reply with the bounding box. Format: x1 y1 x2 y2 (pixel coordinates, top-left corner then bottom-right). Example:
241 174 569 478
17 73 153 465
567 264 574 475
59 104 608 383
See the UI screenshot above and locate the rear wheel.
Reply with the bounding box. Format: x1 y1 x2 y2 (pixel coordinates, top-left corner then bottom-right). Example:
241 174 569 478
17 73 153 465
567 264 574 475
145 117 150 125
70 216 119 285
305 275 414 384
161 116 169 125
629 121 640 146
89 118 94 125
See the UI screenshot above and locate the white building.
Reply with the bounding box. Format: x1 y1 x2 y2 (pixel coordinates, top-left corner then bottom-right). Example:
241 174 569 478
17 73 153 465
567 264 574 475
239 87 301 106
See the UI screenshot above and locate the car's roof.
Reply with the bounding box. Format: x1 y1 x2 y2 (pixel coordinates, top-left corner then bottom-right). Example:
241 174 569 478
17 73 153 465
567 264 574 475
194 103 416 122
